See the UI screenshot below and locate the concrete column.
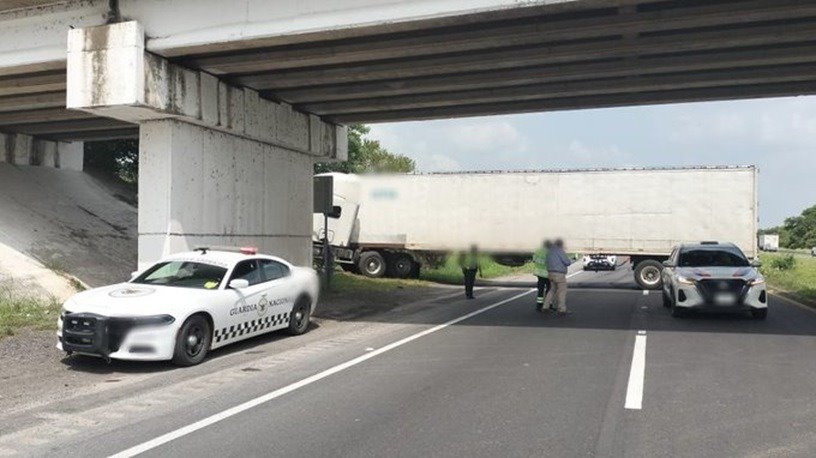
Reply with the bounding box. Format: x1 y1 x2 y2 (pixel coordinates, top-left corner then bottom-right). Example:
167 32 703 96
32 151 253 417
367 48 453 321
0 132 83 170
138 119 313 269
56 141 84 171
67 21 345 267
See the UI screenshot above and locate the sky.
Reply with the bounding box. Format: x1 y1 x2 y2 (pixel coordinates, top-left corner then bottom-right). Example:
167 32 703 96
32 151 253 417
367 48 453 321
369 96 816 229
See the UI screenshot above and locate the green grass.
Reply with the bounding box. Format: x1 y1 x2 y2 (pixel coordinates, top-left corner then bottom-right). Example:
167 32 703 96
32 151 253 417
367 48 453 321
759 253 816 302
325 270 430 295
0 282 61 338
419 255 533 284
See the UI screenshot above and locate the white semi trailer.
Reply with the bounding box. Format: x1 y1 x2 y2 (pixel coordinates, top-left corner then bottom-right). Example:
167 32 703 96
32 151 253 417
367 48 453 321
313 166 758 289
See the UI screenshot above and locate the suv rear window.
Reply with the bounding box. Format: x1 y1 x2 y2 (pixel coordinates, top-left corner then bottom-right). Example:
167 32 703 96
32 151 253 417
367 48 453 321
678 248 749 267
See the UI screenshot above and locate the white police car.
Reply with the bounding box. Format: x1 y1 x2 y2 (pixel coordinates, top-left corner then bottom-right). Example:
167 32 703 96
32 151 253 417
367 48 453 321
57 247 320 366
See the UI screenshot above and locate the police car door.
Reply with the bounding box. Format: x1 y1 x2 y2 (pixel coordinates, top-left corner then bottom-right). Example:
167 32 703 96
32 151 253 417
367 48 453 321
221 259 271 343
257 259 294 331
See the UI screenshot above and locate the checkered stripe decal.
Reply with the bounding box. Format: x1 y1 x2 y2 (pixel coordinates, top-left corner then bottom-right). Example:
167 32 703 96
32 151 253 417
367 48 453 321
214 313 290 343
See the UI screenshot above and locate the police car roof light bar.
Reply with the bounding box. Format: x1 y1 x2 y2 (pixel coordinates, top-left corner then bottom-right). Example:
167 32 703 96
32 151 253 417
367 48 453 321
193 246 258 255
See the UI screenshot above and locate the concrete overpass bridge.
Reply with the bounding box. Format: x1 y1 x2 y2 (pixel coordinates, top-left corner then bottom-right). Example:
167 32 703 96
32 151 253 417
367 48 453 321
1 0 815 268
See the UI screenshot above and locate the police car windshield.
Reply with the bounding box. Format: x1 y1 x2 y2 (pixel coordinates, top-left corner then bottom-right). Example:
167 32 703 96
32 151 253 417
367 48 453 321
133 261 227 289
678 248 749 268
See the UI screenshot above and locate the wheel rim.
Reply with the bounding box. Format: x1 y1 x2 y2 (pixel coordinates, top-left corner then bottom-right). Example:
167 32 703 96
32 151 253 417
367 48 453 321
293 305 308 330
185 324 204 357
640 266 660 286
366 259 382 274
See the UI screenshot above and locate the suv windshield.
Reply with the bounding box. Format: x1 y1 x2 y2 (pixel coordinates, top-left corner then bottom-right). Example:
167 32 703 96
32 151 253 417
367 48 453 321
133 261 227 289
678 248 749 268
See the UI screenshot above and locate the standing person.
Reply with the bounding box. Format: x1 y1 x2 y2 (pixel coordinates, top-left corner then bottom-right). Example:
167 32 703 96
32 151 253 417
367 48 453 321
533 240 551 312
543 239 573 316
458 245 482 300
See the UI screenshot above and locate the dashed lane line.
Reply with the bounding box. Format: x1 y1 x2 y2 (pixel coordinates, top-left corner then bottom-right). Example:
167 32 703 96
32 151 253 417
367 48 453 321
624 330 647 410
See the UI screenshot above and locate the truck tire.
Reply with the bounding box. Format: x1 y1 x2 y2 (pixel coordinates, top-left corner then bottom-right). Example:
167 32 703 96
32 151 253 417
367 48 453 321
358 251 386 278
387 254 414 278
634 260 663 290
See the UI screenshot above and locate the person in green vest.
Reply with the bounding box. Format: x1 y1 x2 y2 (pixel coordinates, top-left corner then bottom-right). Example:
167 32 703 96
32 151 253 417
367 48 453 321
458 244 482 299
533 240 552 312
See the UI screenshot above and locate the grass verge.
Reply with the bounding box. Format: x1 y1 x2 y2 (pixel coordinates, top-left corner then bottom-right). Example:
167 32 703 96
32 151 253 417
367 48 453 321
759 253 816 303
325 271 430 296
0 282 60 338
419 255 533 284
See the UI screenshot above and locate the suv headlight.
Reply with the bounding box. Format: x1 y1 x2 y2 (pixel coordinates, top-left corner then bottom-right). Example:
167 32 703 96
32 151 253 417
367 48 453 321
677 276 695 285
748 278 765 286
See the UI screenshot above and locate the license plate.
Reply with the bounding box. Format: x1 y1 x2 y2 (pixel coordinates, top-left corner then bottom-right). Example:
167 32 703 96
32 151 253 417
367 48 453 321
714 293 737 306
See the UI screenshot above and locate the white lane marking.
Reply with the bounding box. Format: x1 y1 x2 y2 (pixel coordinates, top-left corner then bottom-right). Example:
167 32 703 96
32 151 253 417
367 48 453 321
624 332 647 410
110 289 535 458
642 290 649 295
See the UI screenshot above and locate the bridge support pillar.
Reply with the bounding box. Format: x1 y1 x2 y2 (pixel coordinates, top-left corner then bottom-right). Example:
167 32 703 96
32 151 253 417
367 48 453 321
0 133 83 170
66 21 346 268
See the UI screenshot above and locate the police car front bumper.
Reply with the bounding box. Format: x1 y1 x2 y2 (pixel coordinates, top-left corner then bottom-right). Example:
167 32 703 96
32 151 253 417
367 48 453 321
57 312 177 361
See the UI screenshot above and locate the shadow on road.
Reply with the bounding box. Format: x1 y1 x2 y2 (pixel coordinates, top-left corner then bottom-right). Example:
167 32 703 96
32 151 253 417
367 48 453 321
60 322 322 374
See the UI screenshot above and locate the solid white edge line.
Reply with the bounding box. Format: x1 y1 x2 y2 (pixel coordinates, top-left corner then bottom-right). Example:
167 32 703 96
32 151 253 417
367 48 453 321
109 288 535 458
624 333 647 410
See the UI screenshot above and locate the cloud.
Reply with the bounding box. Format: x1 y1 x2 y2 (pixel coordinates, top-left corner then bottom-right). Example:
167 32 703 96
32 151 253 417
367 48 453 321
448 120 529 154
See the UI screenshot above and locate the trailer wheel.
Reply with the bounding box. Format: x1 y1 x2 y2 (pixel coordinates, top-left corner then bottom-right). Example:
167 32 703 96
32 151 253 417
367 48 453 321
634 260 663 290
387 254 414 278
358 251 386 278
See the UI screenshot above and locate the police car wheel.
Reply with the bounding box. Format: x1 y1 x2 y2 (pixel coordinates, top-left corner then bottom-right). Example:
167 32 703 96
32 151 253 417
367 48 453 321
287 298 311 336
172 314 211 366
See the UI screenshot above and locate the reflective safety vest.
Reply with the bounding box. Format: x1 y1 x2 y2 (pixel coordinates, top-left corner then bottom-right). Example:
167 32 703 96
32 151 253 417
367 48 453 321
533 247 549 277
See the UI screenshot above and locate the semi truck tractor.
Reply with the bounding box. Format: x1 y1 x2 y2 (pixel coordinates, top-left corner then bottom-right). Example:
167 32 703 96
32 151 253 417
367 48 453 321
313 166 758 289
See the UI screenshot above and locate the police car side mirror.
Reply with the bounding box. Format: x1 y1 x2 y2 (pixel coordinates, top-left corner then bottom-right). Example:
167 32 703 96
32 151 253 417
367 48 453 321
130 270 139 279
662 261 676 268
750 259 761 268
229 279 250 289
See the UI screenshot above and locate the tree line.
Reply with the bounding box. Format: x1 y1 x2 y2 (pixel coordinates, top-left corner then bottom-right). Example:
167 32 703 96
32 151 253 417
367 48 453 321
759 205 816 249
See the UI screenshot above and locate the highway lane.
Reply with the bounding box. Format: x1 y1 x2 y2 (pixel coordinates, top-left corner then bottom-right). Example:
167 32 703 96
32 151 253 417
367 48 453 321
16 266 816 457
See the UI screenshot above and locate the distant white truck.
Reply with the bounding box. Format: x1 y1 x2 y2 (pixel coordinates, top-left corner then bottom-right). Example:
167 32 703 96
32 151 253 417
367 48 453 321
758 234 779 252
313 166 758 289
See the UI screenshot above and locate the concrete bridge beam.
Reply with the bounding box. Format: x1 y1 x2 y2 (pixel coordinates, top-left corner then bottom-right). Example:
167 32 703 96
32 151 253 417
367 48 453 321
66 21 347 268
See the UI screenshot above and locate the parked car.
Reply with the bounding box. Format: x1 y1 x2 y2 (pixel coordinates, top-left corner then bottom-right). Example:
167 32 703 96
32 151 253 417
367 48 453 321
57 247 319 366
582 254 617 271
661 242 767 319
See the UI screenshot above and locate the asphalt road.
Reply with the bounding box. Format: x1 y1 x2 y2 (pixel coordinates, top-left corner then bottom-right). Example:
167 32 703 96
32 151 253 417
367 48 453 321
8 267 816 457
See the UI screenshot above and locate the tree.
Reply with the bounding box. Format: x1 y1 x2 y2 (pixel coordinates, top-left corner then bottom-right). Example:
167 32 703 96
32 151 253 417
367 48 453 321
761 204 816 249
314 124 416 174
83 139 139 184
781 205 816 249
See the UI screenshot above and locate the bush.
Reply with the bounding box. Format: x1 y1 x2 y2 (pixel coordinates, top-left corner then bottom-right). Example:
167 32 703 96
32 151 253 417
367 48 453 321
769 255 796 271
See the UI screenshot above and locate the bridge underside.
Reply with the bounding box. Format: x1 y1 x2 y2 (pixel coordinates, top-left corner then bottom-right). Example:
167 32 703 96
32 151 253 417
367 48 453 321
2 0 816 141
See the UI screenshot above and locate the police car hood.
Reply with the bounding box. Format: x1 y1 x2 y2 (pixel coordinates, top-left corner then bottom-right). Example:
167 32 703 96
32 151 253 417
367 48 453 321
675 266 762 281
64 283 211 317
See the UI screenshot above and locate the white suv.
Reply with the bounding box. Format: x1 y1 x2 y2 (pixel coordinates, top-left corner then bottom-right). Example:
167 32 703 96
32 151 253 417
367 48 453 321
661 242 767 319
